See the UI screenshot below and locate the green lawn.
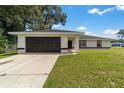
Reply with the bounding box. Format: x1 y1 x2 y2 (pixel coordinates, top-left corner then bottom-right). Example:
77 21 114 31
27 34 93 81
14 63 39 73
44 48 124 88
0 51 17 59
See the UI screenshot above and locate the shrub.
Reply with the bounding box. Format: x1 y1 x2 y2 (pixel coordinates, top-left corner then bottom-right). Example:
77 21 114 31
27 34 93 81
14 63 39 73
0 28 9 53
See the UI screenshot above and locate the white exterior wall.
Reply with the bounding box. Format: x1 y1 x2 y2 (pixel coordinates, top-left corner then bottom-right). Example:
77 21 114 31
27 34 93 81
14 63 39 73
61 35 68 53
17 35 26 53
80 40 111 48
61 35 68 49
102 40 111 47
87 40 97 47
74 36 79 52
17 34 80 54
61 35 80 53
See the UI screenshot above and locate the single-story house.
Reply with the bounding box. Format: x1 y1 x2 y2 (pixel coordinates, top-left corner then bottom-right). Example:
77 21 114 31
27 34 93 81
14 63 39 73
8 30 112 54
8 30 82 53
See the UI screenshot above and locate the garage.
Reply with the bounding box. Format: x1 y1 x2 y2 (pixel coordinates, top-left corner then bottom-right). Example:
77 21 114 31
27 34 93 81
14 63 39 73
26 37 61 52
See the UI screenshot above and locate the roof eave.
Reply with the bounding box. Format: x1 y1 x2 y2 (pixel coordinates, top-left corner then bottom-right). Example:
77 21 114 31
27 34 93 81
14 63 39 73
8 31 83 35
79 39 113 41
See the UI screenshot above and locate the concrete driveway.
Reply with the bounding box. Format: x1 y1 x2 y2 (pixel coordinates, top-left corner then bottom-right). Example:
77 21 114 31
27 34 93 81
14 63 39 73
0 53 59 88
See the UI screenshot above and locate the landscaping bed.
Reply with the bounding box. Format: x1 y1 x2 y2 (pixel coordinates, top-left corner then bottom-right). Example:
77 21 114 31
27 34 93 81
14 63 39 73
0 51 17 59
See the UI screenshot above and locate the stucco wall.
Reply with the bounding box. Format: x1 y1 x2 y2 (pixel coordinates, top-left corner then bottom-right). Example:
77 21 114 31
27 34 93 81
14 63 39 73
87 40 97 47
17 35 26 53
60 35 79 53
61 35 68 53
80 40 111 48
61 35 68 49
74 36 79 51
17 34 79 53
102 40 111 47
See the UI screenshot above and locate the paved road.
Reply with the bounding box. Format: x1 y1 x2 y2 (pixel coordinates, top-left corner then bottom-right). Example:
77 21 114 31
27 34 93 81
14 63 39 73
0 53 59 88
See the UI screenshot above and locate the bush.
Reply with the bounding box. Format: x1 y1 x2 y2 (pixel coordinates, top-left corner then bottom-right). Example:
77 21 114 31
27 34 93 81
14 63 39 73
0 28 9 53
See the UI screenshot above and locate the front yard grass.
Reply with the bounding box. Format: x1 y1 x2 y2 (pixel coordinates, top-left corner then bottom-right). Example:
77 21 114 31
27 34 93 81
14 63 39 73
0 51 17 59
44 48 124 88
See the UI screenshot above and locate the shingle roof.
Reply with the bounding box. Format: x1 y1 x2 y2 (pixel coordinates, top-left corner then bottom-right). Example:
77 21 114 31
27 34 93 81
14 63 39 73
41 29 82 33
16 29 84 33
8 29 83 35
80 35 113 40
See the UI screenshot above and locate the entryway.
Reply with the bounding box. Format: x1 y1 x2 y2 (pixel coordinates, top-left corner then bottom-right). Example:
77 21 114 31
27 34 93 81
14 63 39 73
68 40 73 49
97 40 102 48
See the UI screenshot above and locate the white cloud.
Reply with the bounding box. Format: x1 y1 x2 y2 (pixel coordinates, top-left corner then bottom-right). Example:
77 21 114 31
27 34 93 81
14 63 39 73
103 29 119 35
98 8 114 15
88 8 99 14
88 5 124 16
101 29 119 39
88 7 114 15
77 27 118 39
101 34 118 39
77 26 87 31
84 31 92 35
52 24 62 28
83 29 118 39
116 5 124 11
84 31 101 37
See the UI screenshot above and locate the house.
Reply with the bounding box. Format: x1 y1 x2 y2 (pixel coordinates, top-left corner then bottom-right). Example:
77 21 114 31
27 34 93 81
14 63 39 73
112 42 124 47
8 30 83 53
8 30 112 54
79 35 112 48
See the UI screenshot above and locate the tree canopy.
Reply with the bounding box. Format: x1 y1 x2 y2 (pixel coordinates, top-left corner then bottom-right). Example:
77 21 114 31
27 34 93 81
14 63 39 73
0 5 67 42
117 29 124 47
117 29 124 40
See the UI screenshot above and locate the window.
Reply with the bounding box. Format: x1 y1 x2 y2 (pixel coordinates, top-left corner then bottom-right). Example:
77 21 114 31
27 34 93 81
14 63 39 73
79 40 87 48
97 40 102 47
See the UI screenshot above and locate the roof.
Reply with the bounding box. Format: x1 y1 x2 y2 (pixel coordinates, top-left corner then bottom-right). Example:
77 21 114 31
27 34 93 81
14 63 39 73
8 29 83 35
80 35 113 40
34 29 83 33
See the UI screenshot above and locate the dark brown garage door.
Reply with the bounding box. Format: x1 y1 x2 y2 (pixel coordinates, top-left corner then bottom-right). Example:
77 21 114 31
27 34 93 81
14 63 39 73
26 37 60 52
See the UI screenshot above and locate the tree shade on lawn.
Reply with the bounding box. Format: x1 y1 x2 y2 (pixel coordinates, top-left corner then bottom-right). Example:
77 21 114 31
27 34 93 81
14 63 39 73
44 48 124 88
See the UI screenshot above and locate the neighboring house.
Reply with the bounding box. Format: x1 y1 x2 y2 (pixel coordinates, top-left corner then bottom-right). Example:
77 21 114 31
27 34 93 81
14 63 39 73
79 35 112 48
112 42 124 47
8 30 112 54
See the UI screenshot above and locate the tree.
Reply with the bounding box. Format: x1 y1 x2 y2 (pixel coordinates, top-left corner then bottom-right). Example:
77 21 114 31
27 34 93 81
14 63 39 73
117 29 124 47
42 6 67 30
0 5 67 42
0 28 8 53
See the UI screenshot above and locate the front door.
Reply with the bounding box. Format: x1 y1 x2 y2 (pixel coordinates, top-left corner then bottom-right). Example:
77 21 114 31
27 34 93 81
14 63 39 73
68 40 72 49
97 40 102 48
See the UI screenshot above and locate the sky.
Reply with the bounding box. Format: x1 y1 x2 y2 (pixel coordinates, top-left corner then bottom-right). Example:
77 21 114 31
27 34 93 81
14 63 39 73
52 5 124 39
